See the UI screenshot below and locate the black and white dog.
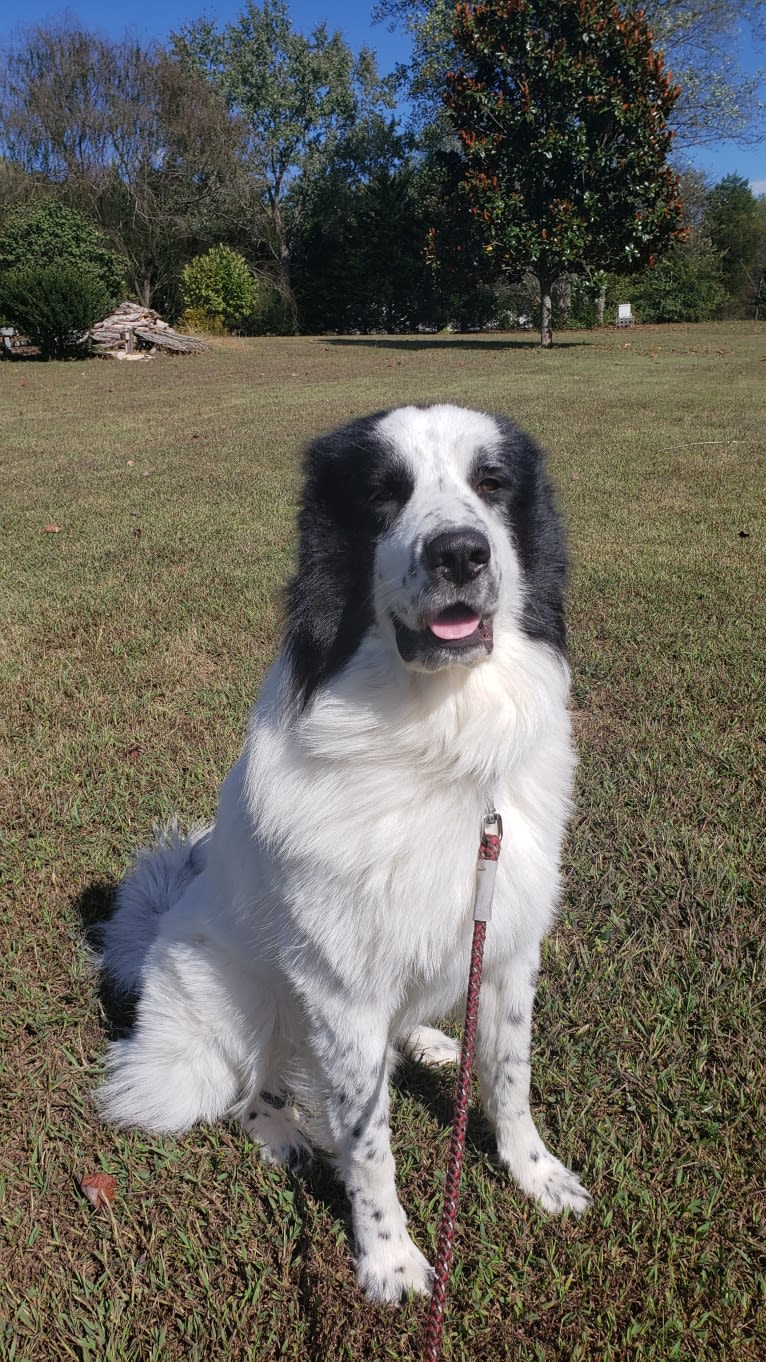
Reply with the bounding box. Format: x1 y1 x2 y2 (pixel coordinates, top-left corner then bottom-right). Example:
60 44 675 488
99 404 590 1302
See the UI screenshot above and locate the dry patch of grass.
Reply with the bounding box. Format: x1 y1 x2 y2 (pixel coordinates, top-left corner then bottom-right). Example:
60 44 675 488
1 324 764 1360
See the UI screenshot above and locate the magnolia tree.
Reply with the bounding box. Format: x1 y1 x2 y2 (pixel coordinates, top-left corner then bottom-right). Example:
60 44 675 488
374 0 766 147
442 0 687 345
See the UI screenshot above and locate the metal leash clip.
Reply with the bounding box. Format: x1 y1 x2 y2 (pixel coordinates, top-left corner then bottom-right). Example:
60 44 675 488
473 810 503 922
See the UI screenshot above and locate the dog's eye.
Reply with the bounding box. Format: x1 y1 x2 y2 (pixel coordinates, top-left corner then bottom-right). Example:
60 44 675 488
476 477 501 496
369 468 414 518
369 490 397 519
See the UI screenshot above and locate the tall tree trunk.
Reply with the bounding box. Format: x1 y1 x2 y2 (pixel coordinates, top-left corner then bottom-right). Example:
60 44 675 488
596 281 606 326
271 197 298 332
539 274 553 348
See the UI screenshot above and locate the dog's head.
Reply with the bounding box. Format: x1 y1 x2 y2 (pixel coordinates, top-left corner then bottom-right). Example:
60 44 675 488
285 404 566 707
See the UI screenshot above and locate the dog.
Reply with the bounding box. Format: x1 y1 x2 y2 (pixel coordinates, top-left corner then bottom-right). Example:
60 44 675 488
98 403 590 1302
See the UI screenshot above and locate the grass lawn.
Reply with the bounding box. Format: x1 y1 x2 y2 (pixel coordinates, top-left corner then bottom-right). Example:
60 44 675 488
1 323 764 1361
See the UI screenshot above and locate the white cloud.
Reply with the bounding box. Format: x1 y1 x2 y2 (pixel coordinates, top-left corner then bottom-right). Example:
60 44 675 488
750 178 766 196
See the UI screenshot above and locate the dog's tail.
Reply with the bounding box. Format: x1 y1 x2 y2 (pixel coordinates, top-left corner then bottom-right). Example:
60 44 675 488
99 819 213 995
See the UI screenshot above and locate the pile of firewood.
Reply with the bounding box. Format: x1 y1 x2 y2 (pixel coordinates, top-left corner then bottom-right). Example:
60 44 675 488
90 302 207 355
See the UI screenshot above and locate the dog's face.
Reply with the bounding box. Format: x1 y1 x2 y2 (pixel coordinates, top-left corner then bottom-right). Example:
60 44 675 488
372 406 519 672
286 404 566 705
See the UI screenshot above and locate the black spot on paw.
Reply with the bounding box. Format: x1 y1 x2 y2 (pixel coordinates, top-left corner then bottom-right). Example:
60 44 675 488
260 1090 286 1109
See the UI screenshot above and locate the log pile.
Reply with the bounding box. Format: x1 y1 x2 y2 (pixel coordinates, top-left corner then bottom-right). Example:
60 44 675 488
90 302 207 355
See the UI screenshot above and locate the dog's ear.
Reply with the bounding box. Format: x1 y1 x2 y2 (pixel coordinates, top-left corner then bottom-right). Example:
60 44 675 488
494 420 568 655
284 415 387 708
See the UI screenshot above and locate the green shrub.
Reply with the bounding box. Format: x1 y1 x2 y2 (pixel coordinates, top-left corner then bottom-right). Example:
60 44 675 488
0 199 126 297
180 246 259 333
176 306 228 337
0 265 111 359
629 241 728 323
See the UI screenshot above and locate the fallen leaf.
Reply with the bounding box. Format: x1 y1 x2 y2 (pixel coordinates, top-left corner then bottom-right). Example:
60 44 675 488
43 524 61 533
80 1171 117 1207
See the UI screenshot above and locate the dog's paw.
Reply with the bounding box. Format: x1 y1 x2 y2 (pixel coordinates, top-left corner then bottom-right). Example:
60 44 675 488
355 1233 433 1304
510 1150 592 1215
241 1102 311 1167
400 1025 460 1068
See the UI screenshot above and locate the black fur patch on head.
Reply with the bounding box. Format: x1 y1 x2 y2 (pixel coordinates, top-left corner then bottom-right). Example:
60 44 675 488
285 412 413 707
469 417 567 655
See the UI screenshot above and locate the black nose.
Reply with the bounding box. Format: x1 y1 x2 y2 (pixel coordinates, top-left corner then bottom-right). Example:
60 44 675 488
424 527 491 584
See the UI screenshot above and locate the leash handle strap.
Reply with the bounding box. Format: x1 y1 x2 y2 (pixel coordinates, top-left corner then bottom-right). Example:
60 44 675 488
422 812 502 1362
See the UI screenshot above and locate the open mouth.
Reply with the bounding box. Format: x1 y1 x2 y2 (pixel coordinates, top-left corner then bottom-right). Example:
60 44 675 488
428 604 483 645
393 605 494 666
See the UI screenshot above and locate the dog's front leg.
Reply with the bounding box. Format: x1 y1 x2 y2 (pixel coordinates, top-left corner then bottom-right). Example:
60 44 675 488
475 953 591 1214
309 1014 433 1302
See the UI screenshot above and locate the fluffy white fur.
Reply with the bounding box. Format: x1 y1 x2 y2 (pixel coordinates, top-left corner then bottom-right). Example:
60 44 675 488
98 404 590 1303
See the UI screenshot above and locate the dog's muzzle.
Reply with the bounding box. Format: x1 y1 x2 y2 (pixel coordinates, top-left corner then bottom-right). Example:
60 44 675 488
393 525 497 670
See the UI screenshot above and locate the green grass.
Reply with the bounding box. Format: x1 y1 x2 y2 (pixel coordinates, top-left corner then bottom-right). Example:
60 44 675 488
1 324 764 1361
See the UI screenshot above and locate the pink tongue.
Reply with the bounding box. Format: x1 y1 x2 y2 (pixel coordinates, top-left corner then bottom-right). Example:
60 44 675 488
429 607 481 641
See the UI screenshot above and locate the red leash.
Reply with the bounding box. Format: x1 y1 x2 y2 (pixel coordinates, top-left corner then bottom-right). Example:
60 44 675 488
422 812 503 1362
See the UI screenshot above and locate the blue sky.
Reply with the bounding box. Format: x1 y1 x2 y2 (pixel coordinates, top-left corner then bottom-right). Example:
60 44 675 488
2 0 764 193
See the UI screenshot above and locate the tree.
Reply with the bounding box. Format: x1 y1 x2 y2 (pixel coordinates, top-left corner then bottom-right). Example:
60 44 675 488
421 145 512 329
291 117 433 331
0 159 35 223
703 174 766 317
172 0 395 319
643 0 765 148
0 198 125 295
441 0 686 346
374 0 766 147
0 24 248 311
